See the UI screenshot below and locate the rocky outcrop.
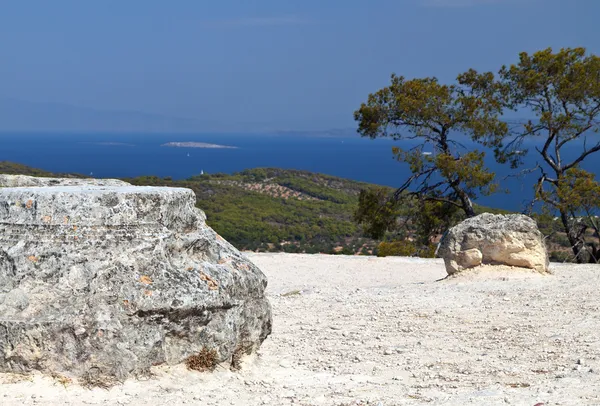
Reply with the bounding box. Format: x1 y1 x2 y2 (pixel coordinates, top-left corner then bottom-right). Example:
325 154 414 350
0 174 129 187
438 213 549 275
0 181 272 382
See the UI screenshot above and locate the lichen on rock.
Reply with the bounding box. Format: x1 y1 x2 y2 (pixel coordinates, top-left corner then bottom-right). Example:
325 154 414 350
0 176 272 382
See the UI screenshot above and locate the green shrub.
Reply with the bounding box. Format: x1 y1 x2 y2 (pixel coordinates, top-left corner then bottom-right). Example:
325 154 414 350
377 240 416 257
554 235 572 248
340 246 354 255
417 244 437 258
549 250 574 263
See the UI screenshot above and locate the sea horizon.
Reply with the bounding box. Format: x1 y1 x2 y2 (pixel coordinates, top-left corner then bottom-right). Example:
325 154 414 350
1 131 597 213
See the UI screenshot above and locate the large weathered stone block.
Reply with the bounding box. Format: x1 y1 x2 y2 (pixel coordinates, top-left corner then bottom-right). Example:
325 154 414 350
437 213 549 275
0 181 272 381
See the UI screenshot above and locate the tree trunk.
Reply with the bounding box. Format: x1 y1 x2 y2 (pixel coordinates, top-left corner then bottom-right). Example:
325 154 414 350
589 244 599 264
559 209 586 263
454 185 476 218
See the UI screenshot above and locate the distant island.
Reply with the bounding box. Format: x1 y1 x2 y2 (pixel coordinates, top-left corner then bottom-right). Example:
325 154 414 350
161 142 237 149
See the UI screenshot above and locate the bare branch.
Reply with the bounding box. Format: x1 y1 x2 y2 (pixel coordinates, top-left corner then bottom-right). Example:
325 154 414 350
500 164 540 182
563 141 600 171
421 195 463 209
557 124 593 149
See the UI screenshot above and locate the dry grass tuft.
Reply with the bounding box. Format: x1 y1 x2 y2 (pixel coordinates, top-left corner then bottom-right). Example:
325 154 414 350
79 368 120 389
0 372 32 384
185 348 219 372
230 344 253 371
50 372 72 387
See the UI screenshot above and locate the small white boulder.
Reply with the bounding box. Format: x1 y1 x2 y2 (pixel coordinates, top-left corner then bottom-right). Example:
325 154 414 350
438 213 549 275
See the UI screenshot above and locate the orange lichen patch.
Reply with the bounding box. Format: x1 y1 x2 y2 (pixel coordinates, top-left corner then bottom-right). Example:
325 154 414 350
186 266 194 271
41 215 52 224
50 372 72 388
122 300 130 306
27 255 38 262
237 263 250 271
73 226 78 231
25 200 33 209
199 272 219 290
139 275 153 285
144 290 153 296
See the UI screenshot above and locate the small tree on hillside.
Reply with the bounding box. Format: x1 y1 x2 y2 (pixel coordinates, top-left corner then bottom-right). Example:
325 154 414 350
353 74 507 239
538 168 600 262
466 48 600 262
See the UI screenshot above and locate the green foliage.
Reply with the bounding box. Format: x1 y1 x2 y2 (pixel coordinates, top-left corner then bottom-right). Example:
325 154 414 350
354 73 506 218
549 250 574 263
377 240 416 257
554 168 600 217
532 206 563 236
412 199 461 246
356 47 600 263
491 47 600 166
242 168 268 181
491 47 600 262
434 151 497 197
547 168 600 261
0 161 86 178
355 75 507 145
353 187 399 239
376 239 435 258
353 186 464 248
418 244 438 259
127 168 370 253
359 246 371 256
339 246 354 255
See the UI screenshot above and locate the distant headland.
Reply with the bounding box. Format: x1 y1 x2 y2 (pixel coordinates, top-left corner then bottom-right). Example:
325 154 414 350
161 142 237 149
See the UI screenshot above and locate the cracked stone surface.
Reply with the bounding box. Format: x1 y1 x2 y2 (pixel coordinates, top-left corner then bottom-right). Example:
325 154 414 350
0 181 272 381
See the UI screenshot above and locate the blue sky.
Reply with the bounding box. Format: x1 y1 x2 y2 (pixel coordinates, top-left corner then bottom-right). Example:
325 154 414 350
1 0 598 131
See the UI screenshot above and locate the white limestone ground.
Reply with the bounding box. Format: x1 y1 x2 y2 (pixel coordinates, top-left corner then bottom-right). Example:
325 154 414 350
1 253 600 405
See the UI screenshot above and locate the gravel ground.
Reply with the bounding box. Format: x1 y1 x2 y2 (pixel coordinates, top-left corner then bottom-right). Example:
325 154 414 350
1 253 600 406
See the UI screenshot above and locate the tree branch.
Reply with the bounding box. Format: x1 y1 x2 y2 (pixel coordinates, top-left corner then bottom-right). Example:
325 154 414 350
557 124 593 149
420 195 464 209
563 141 600 171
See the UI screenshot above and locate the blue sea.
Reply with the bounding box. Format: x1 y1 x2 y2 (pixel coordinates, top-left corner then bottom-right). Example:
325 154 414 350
1 132 598 212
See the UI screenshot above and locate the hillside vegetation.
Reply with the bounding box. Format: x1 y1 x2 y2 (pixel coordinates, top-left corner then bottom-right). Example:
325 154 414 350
0 161 86 178
127 168 376 254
